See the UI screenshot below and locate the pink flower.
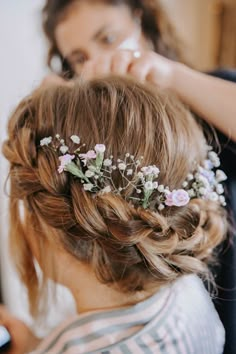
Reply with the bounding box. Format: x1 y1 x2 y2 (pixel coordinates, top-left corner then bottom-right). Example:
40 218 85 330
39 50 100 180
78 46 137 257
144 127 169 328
58 154 75 173
79 150 97 165
165 189 190 207
94 144 106 153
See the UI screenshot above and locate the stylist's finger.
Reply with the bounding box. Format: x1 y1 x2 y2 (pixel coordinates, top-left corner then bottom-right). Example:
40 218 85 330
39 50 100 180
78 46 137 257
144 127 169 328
81 60 95 81
128 55 151 82
111 50 133 76
93 55 112 77
39 74 73 88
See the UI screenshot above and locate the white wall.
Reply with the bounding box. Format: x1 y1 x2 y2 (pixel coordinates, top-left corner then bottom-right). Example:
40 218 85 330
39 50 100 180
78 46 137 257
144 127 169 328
0 0 47 120
0 0 75 334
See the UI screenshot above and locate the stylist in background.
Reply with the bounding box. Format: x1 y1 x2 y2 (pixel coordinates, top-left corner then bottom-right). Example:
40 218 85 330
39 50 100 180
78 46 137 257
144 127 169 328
40 1 235 353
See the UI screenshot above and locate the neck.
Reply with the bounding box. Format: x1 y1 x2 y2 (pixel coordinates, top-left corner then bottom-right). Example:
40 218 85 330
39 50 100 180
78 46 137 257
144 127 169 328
58 254 155 314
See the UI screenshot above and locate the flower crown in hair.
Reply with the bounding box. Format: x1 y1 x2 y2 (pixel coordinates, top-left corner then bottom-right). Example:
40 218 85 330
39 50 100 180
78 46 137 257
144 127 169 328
40 135 227 210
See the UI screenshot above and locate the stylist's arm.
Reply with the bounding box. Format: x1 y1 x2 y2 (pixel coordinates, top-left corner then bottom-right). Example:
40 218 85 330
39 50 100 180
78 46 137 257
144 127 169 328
82 50 236 141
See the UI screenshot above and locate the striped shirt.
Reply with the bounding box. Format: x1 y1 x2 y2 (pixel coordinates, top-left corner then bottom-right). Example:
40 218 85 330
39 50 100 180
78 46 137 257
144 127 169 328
33 275 224 354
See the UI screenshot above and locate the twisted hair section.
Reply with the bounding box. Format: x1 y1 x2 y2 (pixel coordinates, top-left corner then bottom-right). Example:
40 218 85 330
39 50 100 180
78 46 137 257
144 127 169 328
3 77 227 316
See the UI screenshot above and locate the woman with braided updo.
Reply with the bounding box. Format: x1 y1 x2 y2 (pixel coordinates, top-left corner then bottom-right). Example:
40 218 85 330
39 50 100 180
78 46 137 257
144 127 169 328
1 77 227 353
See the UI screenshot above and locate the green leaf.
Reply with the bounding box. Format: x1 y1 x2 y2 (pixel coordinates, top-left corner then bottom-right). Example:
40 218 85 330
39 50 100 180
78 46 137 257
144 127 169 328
65 162 90 183
96 152 104 170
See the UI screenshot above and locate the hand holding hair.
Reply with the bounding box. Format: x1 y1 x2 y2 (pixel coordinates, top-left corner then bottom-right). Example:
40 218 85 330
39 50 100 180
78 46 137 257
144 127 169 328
81 49 236 141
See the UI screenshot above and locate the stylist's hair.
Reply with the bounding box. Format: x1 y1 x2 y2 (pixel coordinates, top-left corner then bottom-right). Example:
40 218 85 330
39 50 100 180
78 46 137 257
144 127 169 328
3 77 227 317
42 0 182 77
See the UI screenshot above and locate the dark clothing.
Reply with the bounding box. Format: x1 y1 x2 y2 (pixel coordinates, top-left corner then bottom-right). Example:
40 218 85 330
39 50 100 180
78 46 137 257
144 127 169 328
209 69 236 354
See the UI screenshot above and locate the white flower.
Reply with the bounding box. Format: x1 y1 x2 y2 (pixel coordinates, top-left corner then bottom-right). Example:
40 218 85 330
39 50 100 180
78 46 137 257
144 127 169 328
216 184 224 195
219 195 226 206
207 145 213 151
212 158 220 167
182 181 188 188
198 167 215 184
60 139 65 144
118 163 126 170
144 181 153 190
197 175 210 187
70 135 80 144
199 187 207 196
85 170 95 178
208 151 218 160
208 151 220 167
59 145 69 154
40 136 52 146
141 165 159 176
137 189 142 194
125 153 130 157
112 165 117 170
94 144 106 153
152 167 160 176
55 134 60 139
101 186 111 193
103 159 112 167
187 173 194 181
83 183 94 191
127 169 133 176
153 181 158 189
208 192 218 201
158 185 165 192
158 204 165 211
216 170 227 182
137 172 144 178
188 189 195 197
203 159 213 170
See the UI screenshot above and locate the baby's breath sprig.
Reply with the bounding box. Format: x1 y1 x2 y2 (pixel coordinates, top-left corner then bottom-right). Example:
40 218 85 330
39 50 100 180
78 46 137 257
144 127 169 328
39 135 227 210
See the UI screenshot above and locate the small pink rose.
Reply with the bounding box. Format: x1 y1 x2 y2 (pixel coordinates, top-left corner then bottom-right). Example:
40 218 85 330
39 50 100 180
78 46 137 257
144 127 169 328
94 144 106 153
79 150 97 165
58 154 75 173
165 192 174 206
165 189 190 207
87 150 97 159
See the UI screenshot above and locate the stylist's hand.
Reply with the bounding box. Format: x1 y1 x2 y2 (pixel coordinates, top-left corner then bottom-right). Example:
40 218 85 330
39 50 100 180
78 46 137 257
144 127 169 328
0 305 40 354
39 73 74 89
81 50 177 89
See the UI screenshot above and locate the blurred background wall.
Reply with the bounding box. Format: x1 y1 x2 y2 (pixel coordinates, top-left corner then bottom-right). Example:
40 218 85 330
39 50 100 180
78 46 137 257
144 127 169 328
0 0 235 330
160 0 236 70
0 0 47 323
0 0 76 334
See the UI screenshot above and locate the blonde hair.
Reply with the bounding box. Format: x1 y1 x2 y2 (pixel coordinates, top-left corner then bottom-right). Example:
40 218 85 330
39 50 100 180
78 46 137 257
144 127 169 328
3 77 227 317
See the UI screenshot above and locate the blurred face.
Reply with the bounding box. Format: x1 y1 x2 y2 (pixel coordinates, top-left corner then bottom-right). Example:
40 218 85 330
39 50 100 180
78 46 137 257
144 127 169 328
55 1 148 75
